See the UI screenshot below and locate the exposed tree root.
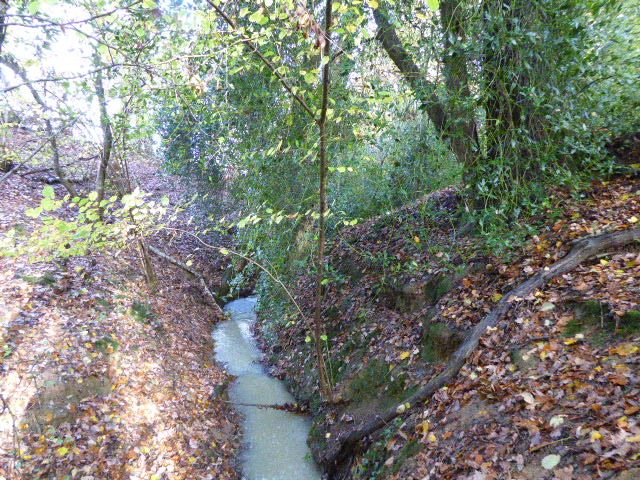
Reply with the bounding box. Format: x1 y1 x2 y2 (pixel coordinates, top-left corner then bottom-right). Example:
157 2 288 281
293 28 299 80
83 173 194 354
148 245 225 317
318 227 640 476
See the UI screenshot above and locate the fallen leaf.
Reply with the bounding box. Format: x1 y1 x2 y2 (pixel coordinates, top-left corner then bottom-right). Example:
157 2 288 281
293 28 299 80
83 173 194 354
541 454 561 470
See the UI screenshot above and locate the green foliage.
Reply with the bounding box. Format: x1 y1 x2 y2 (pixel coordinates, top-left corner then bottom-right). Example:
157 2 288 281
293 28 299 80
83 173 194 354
0 187 169 262
130 300 155 324
470 0 640 250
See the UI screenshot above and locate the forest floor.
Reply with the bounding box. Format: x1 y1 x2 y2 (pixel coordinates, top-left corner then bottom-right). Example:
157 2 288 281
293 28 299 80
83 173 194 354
0 152 239 479
259 173 640 480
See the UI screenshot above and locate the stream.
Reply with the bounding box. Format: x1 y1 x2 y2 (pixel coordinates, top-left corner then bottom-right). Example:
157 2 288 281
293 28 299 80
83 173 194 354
213 296 321 480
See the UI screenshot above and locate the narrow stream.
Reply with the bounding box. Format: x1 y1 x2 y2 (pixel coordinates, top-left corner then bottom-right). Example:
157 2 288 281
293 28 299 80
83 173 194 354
213 296 321 480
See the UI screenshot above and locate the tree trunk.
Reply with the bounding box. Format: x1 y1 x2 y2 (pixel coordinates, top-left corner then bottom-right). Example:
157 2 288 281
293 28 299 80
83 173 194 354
372 2 478 174
93 52 113 204
314 0 334 402
0 0 8 53
439 0 479 176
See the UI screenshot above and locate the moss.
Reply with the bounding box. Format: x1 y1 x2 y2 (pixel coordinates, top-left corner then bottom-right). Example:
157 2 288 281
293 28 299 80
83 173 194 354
564 301 640 343
619 310 640 336
21 272 57 286
390 440 420 474
130 300 155 323
422 322 464 362
96 297 113 311
430 274 455 303
510 348 539 371
348 359 406 402
94 335 119 354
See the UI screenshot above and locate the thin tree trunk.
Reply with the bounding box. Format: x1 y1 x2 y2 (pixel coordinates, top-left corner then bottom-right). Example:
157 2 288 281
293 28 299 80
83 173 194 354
93 52 113 204
0 55 77 196
0 0 8 53
314 0 334 402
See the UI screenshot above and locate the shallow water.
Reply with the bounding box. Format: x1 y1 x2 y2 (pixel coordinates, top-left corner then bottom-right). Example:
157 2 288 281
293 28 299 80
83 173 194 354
213 297 321 480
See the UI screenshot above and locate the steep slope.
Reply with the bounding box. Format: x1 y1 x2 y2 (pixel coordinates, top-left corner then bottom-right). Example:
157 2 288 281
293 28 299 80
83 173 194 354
0 168 239 479
258 175 640 479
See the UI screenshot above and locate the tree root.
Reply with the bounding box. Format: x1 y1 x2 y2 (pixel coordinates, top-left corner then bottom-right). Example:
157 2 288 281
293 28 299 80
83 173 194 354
148 245 225 317
318 227 640 476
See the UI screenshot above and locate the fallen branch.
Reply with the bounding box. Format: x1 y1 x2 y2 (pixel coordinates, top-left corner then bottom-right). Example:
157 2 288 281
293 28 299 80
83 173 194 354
0 119 75 186
319 227 640 473
148 245 225 317
220 399 310 414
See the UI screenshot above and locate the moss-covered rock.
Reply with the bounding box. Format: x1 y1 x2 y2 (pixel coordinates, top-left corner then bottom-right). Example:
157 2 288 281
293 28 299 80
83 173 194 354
563 301 640 344
619 310 640 336
421 322 465 362
511 347 539 371
347 359 406 402
391 271 461 313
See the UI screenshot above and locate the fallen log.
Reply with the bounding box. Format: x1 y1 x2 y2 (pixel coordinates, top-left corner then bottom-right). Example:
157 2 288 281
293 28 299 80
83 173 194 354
148 245 225 318
319 227 640 475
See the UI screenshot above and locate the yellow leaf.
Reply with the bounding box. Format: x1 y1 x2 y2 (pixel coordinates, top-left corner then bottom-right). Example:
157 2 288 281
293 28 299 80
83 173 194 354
491 293 503 302
369 0 379 8
629 216 638 224
419 421 430 434
413 236 421 244
611 342 639 357
590 430 603 441
399 351 411 360
56 446 69 456
427 433 437 443
627 434 640 443
188 456 197 464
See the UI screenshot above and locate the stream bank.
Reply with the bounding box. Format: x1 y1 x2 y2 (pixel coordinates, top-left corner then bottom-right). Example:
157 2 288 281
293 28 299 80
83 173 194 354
254 176 640 479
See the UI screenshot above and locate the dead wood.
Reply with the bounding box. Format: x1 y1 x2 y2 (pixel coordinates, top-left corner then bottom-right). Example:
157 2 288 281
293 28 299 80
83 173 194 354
318 227 640 475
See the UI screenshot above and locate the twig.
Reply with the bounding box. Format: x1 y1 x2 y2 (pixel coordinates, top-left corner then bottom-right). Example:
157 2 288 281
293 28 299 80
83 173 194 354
529 437 573 452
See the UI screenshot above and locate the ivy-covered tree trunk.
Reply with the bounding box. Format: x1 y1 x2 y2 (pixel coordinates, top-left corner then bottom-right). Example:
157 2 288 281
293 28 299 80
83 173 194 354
373 2 479 183
314 0 335 402
440 0 479 176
